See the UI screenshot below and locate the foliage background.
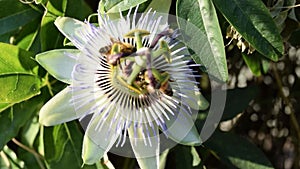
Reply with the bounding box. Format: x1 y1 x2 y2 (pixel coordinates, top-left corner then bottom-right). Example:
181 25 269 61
0 0 299 168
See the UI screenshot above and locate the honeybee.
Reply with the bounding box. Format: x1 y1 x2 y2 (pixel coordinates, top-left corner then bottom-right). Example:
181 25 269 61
99 39 136 65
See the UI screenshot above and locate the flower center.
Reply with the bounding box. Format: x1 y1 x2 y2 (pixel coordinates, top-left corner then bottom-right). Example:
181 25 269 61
97 29 174 104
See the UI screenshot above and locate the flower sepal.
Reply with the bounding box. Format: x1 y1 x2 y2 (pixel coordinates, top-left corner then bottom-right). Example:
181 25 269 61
36 49 79 84
164 107 202 146
54 17 87 45
39 87 78 126
82 135 105 165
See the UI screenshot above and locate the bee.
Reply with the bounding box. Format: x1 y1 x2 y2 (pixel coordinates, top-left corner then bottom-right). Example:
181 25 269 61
99 39 136 65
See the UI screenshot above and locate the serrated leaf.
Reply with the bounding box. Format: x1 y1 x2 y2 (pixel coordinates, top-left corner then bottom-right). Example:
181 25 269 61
205 131 274 169
221 86 258 121
176 0 228 81
213 0 284 61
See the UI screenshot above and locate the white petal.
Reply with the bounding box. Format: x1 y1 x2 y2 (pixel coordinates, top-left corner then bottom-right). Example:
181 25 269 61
82 135 106 165
128 125 159 169
164 106 201 145
182 85 209 111
54 17 87 46
82 110 121 164
39 87 78 126
36 49 79 84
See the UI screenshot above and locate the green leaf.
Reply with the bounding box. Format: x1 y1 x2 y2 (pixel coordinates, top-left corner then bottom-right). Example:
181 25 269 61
176 0 205 33
101 0 122 11
0 0 41 38
40 0 92 51
159 149 169 169
198 0 228 81
0 74 41 104
0 0 30 18
242 53 262 76
20 116 40 147
0 95 44 150
36 49 78 84
40 12 64 51
221 86 258 121
176 0 228 81
0 145 25 169
0 43 38 75
261 58 270 74
242 52 271 76
0 103 12 113
17 148 42 169
43 122 99 169
205 131 274 169
14 16 42 53
0 43 41 104
191 146 201 167
107 0 148 13
172 145 200 169
0 8 40 36
145 0 172 14
17 116 43 169
213 0 284 61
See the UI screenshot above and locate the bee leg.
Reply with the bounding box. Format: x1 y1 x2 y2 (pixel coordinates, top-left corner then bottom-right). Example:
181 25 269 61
107 53 123 65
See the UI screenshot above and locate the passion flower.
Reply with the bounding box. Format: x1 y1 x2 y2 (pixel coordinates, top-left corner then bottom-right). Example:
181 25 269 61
37 7 202 169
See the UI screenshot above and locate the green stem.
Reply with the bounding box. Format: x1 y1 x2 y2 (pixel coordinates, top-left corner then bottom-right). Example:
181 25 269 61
272 63 300 169
12 138 45 169
0 150 10 167
135 32 143 50
126 32 144 85
123 157 135 169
